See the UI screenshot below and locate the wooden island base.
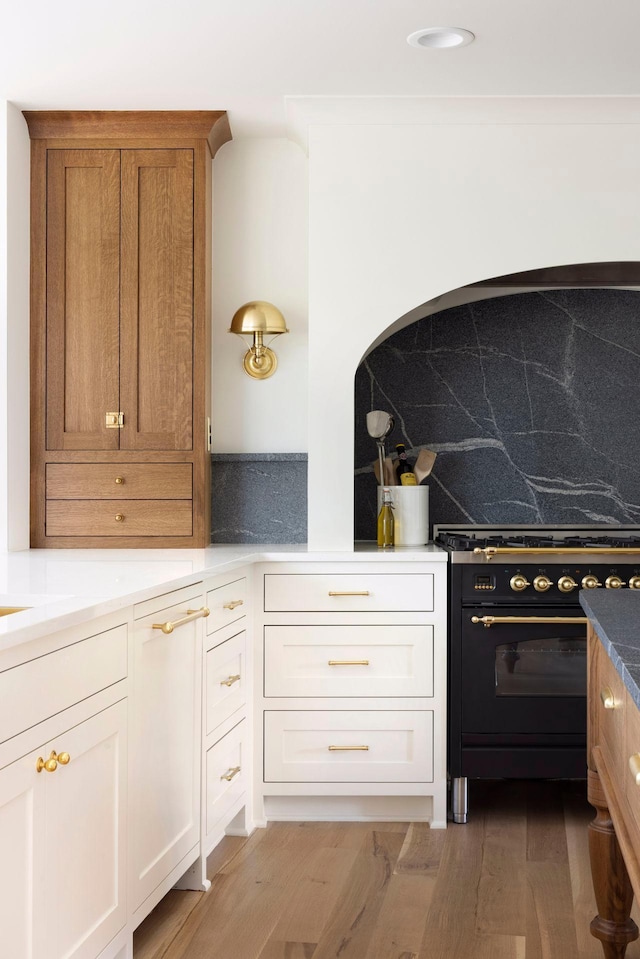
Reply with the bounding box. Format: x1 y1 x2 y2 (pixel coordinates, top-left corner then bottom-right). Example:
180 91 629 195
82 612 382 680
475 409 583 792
588 768 639 957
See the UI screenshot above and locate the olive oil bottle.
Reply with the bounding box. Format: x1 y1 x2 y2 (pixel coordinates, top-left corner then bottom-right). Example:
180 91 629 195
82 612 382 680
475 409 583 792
377 487 395 548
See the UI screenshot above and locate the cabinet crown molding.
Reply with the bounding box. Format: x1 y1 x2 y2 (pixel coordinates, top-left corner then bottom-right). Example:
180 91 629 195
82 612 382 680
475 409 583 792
22 110 232 157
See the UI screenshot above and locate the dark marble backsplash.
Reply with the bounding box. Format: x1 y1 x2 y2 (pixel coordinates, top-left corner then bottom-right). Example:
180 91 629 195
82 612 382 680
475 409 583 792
211 453 307 543
354 290 640 540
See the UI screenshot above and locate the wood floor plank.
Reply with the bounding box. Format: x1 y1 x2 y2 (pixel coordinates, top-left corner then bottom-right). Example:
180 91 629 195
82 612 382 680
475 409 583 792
526 780 568 863
257 943 317 959
268 845 360 943
395 822 446 876
526 861 581 958
133 890 202 959
363 872 434 959
311 829 405 959
476 784 527 937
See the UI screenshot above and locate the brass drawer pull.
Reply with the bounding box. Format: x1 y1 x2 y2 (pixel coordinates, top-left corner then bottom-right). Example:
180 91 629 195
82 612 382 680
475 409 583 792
223 599 244 610
600 686 616 710
629 754 640 785
328 591 370 597
36 750 70 774
328 745 369 751
328 660 370 666
220 674 241 687
115 476 124 485
152 606 210 634
115 513 124 522
471 615 588 628
220 765 241 782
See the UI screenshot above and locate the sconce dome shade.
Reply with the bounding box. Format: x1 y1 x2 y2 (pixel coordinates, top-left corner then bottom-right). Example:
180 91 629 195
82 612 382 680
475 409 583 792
229 301 289 336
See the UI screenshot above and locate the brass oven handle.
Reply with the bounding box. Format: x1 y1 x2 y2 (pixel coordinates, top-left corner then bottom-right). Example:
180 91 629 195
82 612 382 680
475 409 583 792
328 745 369 751
600 686 617 710
471 615 588 628
223 599 244 610
328 660 370 666
328 591 370 597
152 606 210 634
629 754 640 785
475 546 640 560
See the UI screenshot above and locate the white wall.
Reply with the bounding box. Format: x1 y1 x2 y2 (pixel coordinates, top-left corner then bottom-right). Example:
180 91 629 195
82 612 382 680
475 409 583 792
307 119 640 549
211 137 308 453
0 103 30 551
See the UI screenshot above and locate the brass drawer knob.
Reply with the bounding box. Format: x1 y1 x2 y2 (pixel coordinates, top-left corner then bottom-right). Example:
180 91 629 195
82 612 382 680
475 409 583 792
35 749 69 773
600 687 616 709
115 513 124 522
630 753 640 785
115 477 124 485
57 751 71 765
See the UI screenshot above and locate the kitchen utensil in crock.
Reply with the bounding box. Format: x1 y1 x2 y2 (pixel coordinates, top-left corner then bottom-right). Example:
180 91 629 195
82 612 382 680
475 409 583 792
373 457 398 486
414 448 437 484
366 410 395 486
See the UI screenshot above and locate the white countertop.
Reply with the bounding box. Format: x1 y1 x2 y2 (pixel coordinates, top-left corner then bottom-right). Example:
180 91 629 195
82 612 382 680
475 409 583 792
0 543 447 656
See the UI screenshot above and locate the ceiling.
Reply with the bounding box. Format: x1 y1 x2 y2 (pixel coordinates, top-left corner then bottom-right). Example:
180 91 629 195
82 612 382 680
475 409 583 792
3 0 640 138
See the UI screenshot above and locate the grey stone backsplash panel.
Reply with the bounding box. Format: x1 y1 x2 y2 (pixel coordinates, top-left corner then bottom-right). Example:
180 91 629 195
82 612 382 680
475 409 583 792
354 290 640 540
211 453 307 543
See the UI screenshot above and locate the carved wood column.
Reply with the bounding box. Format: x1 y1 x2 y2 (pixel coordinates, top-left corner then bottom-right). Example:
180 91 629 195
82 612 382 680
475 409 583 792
588 768 639 958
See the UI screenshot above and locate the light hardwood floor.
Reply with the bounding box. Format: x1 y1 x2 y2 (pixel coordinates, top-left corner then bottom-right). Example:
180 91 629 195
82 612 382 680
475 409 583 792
134 780 640 959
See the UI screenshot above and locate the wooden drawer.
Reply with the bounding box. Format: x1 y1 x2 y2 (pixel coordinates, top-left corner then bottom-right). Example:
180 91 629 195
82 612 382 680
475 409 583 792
206 630 246 734
264 625 433 698
596 644 626 776
206 719 246 834
625 687 640 835
206 577 247 634
46 463 192 499
46 500 193 536
263 573 434 613
264 710 433 782
0 624 127 745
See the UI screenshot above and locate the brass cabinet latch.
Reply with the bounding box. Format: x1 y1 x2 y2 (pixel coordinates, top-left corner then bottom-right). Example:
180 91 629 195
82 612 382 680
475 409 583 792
105 412 124 429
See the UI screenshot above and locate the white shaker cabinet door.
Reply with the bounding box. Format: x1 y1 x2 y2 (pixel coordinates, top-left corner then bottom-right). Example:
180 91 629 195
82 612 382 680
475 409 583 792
130 591 203 911
0 748 46 959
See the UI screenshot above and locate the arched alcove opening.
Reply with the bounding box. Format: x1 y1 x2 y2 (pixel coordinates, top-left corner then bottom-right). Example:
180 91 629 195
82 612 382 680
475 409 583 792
354 264 640 542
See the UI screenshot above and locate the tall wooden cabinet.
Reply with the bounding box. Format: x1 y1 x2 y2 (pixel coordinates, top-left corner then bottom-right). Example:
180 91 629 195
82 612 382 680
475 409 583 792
24 111 231 547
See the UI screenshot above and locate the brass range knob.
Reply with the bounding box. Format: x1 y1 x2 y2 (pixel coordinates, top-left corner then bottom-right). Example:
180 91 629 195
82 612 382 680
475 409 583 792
533 575 553 592
629 576 640 590
509 574 531 592
605 575 626 589
581 575 602 590
557 576 578 593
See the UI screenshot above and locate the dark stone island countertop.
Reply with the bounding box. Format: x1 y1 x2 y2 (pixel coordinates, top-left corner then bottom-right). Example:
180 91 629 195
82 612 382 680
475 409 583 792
580 590 640 709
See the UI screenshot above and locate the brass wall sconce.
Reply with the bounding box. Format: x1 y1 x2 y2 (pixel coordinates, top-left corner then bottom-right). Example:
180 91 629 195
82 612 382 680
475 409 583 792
229 301 289 379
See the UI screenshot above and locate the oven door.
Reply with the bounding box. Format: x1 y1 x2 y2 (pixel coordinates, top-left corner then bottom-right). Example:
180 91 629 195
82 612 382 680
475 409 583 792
461 607 587 736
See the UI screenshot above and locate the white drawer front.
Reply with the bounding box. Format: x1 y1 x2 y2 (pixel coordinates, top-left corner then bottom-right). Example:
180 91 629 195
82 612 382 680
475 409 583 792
264 625 433 698
206 630 246 734
206 577 247 634
0 624 127 744
206 719 246 833
264 710 433 782
263 573 433 612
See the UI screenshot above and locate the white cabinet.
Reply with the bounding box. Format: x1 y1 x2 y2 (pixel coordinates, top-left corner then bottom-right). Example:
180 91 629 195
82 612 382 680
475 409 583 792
129 584 205 914
0 619 128 959
199 569 252 863
255 560 447 827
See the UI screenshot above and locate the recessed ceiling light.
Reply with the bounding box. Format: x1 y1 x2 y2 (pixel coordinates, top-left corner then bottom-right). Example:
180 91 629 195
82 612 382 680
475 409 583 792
407 27 475 49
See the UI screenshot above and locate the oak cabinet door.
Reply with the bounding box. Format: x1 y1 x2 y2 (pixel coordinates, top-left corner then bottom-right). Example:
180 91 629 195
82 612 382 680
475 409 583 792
120 149 194 452
45 149 121 451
